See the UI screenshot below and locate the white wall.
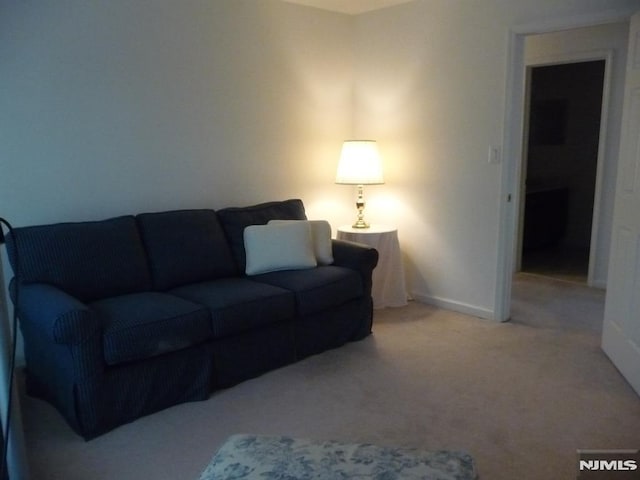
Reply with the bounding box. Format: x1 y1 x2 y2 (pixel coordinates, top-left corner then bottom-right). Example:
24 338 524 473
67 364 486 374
524 23 630 288
0 0 355 226
352 0 638 318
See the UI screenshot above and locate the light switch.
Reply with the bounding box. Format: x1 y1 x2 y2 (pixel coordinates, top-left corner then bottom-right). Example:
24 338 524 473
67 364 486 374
488 145 501 164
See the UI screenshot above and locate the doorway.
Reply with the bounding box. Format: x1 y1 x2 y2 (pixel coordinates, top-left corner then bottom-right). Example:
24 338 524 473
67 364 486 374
494 18 630 322
519 60 606 284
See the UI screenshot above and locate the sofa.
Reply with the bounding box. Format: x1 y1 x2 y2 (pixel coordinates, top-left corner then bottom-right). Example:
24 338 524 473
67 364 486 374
5 199 378 439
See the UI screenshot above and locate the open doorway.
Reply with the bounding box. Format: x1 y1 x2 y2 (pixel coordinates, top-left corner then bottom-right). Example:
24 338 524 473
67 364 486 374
519 60 606 284
494 20 630 322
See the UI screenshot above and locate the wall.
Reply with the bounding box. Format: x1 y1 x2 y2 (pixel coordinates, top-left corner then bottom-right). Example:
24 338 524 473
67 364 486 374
352 0 637 317
0 0 356 226
524 23 630 287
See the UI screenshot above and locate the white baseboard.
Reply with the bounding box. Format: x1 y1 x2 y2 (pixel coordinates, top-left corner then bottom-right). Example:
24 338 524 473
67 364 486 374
411 291 495 320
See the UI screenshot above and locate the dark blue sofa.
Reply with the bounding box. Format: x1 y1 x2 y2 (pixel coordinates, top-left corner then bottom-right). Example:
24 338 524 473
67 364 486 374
5 199 378 439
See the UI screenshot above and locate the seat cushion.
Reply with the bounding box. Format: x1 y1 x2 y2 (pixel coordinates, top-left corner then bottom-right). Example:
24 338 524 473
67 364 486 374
136 209 238 290
170 278 295 338
217 199 307 273
91 292 212 366
252 266 363 316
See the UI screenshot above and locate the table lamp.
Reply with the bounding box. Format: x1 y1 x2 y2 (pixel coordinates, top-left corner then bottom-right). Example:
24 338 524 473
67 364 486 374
335 140 384 228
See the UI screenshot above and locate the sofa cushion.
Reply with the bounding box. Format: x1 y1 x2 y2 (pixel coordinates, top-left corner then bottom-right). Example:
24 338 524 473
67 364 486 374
171 278 295 338
91 292 212 366
6 216 151 302
244 222 316 275
268 220 333 265
252 266 363 316
217 199 307 272
137 209 238 290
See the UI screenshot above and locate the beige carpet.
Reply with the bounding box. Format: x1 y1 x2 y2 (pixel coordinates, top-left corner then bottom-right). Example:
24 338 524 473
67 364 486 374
20 274 640 480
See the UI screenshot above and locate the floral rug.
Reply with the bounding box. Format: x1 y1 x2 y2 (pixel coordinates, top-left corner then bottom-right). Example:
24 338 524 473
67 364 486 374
198 434 477 479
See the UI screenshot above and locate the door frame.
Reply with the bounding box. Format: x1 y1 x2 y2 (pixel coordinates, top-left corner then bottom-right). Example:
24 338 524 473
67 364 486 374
516 51 613 286
494 10 634 321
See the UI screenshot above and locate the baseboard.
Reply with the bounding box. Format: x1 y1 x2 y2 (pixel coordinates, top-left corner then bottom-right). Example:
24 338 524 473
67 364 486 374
411 291 495 320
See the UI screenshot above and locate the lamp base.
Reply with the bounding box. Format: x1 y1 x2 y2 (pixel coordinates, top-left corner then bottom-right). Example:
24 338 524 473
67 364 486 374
352 186 370 228
352 219 370 229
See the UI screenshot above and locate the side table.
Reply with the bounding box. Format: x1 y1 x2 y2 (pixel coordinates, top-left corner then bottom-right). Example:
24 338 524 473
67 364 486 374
336 225 408 309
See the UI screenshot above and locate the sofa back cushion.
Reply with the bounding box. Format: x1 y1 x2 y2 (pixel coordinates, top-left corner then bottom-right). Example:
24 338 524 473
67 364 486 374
137 209 238 290
217 199 307 272
6 216 152 302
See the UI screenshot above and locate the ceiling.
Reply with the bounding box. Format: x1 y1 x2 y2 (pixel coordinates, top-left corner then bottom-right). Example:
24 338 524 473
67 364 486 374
283 0 414 15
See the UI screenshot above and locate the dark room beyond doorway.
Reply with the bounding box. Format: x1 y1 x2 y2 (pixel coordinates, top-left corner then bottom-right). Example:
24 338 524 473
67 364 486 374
521 60 606 283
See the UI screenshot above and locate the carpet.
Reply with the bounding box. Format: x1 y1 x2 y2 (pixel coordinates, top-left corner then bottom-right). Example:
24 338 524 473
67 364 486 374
23 283 640 480
198 434 477 479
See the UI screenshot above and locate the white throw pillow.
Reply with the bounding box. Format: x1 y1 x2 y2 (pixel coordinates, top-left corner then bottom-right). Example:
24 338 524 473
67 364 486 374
269 219 333 265
244 222 317 275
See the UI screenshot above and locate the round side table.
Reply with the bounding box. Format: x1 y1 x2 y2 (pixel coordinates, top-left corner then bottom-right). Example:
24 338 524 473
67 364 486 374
336 225 408 309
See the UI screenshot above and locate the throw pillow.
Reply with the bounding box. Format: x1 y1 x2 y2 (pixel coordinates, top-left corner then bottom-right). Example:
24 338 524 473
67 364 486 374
269 220 334 265
244 222 317 275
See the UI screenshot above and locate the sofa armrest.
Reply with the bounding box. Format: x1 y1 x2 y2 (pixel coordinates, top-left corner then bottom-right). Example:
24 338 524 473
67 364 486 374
331 239 378 287
14 282 101 345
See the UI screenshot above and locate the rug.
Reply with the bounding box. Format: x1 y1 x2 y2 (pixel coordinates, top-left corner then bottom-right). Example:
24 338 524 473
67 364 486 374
198 434 477 479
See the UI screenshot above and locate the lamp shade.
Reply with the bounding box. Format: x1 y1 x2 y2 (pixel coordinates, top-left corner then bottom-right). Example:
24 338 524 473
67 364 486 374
335 140 384 185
